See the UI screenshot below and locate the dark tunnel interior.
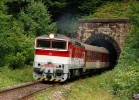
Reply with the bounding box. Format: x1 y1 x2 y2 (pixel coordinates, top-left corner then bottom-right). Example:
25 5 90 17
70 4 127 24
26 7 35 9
90 39 118 69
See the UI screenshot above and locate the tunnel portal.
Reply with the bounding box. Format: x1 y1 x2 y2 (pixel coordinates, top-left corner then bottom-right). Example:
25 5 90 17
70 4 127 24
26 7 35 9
85 33 121 68
77 18 130 68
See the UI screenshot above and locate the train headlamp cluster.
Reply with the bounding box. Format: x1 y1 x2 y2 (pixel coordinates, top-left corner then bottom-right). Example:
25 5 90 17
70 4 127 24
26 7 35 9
49 34 55 39
38 63 64 68
38 63 43 67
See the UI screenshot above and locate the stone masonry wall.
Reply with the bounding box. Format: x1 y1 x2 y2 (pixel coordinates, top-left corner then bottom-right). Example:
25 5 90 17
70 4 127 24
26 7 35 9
77 18 130 49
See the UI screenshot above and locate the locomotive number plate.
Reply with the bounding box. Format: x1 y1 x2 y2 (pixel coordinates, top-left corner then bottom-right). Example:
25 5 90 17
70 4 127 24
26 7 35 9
43 64 55 67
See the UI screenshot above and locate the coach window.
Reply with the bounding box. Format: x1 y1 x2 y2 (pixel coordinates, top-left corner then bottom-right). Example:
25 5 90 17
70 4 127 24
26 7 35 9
93 52 96 61
97 52 99 60
101 54 103 61
103 54 106 62
99 52 101 61
106 54 109 61
96 52 98 60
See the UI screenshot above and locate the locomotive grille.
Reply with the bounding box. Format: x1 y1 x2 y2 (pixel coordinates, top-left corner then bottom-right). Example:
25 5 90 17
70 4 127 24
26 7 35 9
56 69 63 73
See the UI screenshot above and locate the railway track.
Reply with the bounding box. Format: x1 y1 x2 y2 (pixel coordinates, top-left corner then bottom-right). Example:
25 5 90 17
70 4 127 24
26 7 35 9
0 81 54 100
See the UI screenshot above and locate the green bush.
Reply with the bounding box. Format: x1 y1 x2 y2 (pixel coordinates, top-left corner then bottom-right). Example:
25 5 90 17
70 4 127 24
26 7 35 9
111 2 139 99
5 53 25 69
0 1 56 69
18 1 57 36
79 0 104 13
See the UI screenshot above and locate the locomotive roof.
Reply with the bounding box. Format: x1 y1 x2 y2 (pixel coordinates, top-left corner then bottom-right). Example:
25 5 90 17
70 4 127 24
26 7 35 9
37 34 71 41
82 43 109 53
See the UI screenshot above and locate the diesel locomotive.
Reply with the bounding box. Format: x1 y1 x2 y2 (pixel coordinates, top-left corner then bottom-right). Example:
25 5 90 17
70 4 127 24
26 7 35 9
33 34 109 82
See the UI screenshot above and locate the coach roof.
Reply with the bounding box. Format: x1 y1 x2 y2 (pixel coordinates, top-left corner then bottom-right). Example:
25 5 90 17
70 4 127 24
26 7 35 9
82 43 109 53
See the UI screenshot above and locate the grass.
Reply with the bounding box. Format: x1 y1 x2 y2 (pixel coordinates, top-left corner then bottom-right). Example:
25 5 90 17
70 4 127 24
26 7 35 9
63 71 119 100
0 66 34 88
34 71 119 100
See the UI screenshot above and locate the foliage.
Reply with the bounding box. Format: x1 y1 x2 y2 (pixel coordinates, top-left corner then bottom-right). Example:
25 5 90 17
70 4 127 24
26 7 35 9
79 0 104 14
0 1 12 66
42 0 80 20
18 1 57 36
1 19 34 69
42 0 67 14
0 66 34 88
112 49 139 99
111 2 139 99
83 1 131 18
0 0 56 69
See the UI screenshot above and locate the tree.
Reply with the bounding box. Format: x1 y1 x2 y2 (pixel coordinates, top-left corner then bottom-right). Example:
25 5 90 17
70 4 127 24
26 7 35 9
79 0 104 14
112 2 139 99
0 0 13 66
42 0 68 20
0 1 57 68
18 1 57 36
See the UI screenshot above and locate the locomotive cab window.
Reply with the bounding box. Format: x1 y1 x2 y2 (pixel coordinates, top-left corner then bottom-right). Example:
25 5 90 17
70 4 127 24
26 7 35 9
36 39 67 50
37 39 50 48
52 40 66 49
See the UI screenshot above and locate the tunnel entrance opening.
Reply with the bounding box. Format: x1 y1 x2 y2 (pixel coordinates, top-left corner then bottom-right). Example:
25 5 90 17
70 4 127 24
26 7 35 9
84 33 121 69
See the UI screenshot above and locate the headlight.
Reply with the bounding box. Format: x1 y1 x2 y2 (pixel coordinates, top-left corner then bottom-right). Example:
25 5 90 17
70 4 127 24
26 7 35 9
49 34 55 39
38 63 43 67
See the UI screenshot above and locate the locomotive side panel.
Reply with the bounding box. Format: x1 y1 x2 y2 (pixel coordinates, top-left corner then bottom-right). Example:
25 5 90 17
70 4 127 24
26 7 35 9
69 42 85 69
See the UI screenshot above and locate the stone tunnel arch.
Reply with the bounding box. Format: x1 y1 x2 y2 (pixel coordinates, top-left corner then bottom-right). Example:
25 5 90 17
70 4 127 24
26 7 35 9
77 18 130 68
85 32 121 68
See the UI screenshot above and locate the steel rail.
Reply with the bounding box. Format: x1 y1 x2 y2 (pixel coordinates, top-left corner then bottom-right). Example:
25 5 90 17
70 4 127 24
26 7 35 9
0 81 53 100
0 81 39 93
18 84 54 100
